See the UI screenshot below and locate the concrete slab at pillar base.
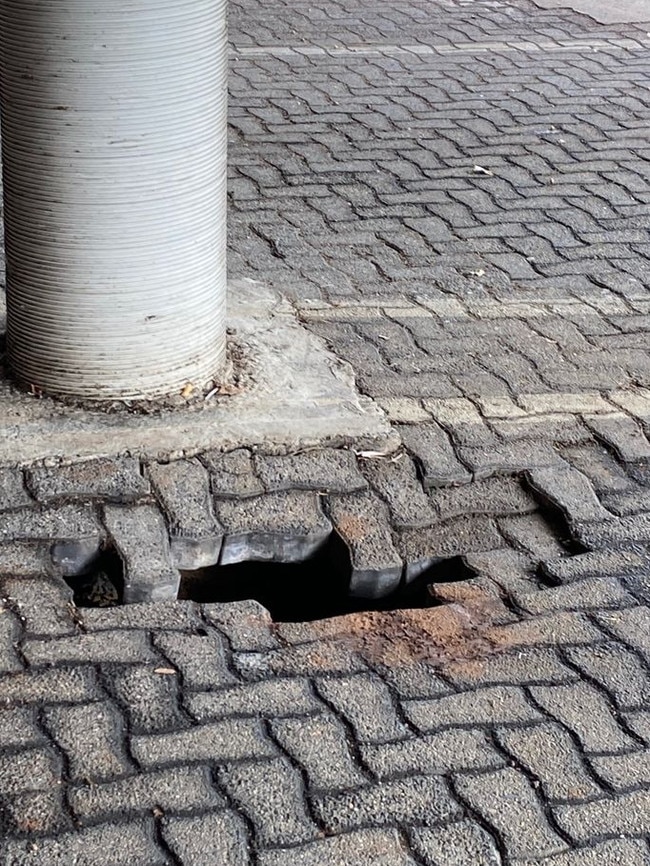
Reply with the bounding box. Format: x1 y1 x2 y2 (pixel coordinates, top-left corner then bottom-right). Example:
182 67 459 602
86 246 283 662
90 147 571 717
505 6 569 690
0 279 398 467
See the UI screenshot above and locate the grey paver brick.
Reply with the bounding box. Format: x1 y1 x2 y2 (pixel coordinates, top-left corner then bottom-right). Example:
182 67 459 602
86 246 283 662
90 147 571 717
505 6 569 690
254 449 367 493
132 718 276 767
574 512 650 549
456 768 568 860
541 549 650 584
0 541 52 577
315 674 410 743
530 682 637 755
565 643 650 711
518 577 632 616
23 629 155 667
202 599 279 651
257 827 419 866
591 750 650 792
0 604 22 674
313 774 461 833
0 468 32 511
0 819 167 866
216 490 332 565
110 664 187 734
560 445 632 494
458 441 563 478
585 414 650 462
497 722 601 802
0 503 102 544
361 728 504 779
527 466 612 524
219 757 318 847
404 686 542 731
162 811 251 866
398 515 505 582
0 707 43 749
104 504 180 603
81 599 201 631
486 612 604 649
234 641 365 679
0 666 99 706
410 820 502 866
555 789 650 843
202 448 264 499
69 765 223 821
401 423 472 487
271 713 366 791
497 513 568 559
2 788 66 835
524 840 650 866
187 678 319 721
443 647 576 688
43 701 131 782
429 475 537 520
148 458 223 569
596 606 650 659
2 576 76 637
327 491 403 597
154 630 236 690
360 452 438 529
28 458 149 503
0 747 60 796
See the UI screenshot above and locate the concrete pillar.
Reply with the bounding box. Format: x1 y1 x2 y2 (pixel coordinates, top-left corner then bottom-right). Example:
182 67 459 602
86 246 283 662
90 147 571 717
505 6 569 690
0 0 228 400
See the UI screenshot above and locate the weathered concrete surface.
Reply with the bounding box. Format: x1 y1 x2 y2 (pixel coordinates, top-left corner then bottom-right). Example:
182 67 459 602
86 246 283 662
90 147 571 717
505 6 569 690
0 280 396 466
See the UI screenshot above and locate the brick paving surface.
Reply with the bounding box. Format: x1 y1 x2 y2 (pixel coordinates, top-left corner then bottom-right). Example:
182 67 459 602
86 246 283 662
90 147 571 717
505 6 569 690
3 0 650 861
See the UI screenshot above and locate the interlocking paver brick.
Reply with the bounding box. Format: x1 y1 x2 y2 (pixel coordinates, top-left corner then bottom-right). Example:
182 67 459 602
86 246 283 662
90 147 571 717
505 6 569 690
28 458 149 503
0 819 167 866
361 727 504 779
69 765 223 821
81 599 201 631
443 647 576 688
530 681 637 755
43 701 131 783
216 490 332 565
313 774 461 833
565 643 650 711
596 606 650 659
23 629 155 667
219 757 318 847
2 788 66 835
585 414 650 462
486 612 604 648
590 750 650 792
154 630 236 690
458 766 568 859
497 722 601 802
161 811 251 866
497 513 568 559
0 747 60 797
410 820 502 866
516 839 650 866
254 449 367 493
0 666 99 706
315 674 410 744
202 599 279 651
110 664 187 734
404 685 542 731
0 467 32 511
132 718 276 767
401 423 472 487
360 453 437 529
271 713 366 791
187 678 319 721
541 549 650 584
2 575 76 637
0 541 52 577
202 448 264 499
429 476 536 520
517 577 632 616
527 466 611 524
555 789 650 844
257 828 419 866
573 512 650 549
326 490 403 597
104 504 180 603
0 707 43 749
148 458 223 569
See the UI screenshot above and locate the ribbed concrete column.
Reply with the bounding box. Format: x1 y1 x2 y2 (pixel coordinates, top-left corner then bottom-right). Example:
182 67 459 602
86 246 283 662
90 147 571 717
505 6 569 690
0 0 227 400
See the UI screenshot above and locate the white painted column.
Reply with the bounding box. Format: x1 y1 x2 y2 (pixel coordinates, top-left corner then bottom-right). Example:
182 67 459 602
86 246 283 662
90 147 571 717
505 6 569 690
0 0 228 399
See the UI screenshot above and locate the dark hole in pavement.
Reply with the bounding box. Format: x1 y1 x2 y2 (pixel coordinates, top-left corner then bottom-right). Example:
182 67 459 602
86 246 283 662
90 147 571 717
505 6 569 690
178 534 476 622
64 548 124 608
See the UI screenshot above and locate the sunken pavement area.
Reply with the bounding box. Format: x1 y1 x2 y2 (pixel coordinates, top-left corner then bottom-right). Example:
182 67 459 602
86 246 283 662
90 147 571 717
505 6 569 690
2 0 650 863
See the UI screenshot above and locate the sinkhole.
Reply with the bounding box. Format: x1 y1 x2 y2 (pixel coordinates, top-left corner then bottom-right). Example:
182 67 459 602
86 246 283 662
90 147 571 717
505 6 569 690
65 533 477 622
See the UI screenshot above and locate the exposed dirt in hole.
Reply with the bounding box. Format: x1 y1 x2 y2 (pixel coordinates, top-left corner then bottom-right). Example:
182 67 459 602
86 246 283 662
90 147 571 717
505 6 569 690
63 549 124 607
275 582 511 667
